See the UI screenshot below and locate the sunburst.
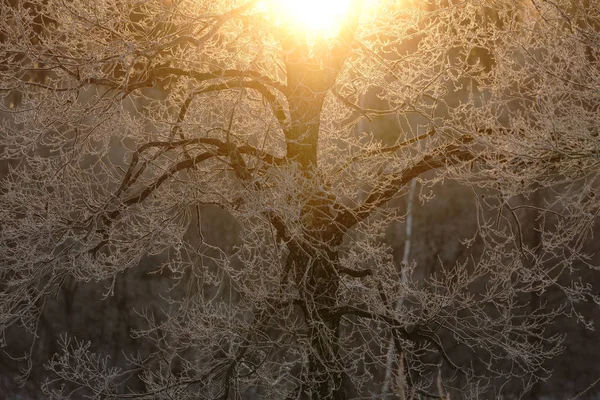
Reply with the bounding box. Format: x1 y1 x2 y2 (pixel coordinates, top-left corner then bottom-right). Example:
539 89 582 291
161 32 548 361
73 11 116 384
266 0 355 38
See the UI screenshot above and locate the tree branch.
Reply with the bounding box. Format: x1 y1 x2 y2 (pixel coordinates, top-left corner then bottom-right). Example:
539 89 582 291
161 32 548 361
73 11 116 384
114 138 283 200
334 266 373 278
112 151 214 219
334 137 475 231
334 129 435 175
190 80 289 131
333 303 465 376
331 87 405 121
147 0 261 54
157 67 290 98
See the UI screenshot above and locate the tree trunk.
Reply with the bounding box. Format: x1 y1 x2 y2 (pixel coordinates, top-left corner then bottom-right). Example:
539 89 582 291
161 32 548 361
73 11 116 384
284 42 332 170
290 247 343 400
279 29 356 400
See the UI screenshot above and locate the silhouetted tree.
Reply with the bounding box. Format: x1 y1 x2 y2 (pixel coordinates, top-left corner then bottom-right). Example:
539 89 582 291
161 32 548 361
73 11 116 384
1 1 600 398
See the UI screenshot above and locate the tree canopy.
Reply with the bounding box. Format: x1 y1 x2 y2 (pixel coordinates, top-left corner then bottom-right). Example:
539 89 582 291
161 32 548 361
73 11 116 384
1 0 600 398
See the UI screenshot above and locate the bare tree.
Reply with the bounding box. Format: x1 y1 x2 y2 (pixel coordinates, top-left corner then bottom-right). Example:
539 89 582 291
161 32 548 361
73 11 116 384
1 0 600 398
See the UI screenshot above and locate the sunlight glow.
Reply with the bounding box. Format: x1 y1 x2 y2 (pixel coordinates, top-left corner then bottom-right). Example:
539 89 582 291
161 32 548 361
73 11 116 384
266 0 354 37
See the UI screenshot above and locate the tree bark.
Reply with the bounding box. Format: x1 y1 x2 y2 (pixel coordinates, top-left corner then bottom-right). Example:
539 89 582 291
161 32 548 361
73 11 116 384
289 247 343 400
281 30 352 170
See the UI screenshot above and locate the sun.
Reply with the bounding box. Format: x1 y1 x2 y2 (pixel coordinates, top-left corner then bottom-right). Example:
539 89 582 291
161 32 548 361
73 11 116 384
266 0 355 37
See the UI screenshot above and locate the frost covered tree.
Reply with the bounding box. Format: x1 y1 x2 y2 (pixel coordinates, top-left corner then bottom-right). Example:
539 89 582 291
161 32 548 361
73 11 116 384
1 0 600 398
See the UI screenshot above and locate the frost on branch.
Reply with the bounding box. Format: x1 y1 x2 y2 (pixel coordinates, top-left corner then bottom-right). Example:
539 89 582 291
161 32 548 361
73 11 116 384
1 0 600 399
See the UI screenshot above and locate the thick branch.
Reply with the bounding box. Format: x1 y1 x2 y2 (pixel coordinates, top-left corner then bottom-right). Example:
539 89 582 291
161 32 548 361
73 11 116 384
335 266 373 278
114 138 283 200
331 87 406 121
192 80 289 131
110 151 214 219
157 67 290 98
334 130 435 175
334 138 474 231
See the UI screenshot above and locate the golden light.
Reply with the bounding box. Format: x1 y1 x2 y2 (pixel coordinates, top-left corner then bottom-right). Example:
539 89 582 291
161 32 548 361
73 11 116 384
266 0 355 38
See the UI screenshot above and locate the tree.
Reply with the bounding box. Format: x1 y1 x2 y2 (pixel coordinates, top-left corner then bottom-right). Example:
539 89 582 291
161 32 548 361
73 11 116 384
1 0 600 398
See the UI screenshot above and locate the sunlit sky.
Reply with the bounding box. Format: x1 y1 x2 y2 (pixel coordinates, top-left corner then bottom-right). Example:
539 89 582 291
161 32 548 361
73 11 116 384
265 0 355 37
